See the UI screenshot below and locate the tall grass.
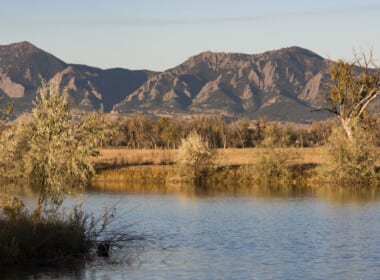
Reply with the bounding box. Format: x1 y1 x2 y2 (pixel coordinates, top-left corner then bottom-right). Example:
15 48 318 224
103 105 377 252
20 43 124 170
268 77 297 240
0 194 111 265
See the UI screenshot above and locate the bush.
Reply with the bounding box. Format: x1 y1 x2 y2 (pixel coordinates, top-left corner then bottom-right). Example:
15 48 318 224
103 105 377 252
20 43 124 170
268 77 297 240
177 131 217 184
253 148 297 187
319 126 378 187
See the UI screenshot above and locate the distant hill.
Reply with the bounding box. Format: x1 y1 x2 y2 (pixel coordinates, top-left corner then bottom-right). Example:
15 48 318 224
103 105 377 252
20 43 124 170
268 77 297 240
113 47 332 122
0 41 152 116
0 41 378 122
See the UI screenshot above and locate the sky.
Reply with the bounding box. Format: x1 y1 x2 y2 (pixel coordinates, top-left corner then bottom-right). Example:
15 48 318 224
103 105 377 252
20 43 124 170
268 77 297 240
1 0 379 71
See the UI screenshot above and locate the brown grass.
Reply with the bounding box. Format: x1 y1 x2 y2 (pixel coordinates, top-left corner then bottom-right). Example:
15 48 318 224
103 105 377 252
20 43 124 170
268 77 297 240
93 147 326 169
91 147 379 192
93 148 176 168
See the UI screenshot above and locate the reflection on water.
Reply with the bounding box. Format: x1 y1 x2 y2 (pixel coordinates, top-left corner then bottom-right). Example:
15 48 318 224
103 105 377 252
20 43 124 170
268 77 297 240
2 182 380 279
90 180 380 203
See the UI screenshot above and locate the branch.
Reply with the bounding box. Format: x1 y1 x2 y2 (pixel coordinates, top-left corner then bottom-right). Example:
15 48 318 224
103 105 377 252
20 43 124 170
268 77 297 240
357 90 379 117
347 85 371 119
310 107 339 115
352 88 379 118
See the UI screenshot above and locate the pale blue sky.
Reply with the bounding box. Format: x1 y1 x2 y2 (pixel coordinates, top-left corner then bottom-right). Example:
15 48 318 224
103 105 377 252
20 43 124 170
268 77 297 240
1 0 379 71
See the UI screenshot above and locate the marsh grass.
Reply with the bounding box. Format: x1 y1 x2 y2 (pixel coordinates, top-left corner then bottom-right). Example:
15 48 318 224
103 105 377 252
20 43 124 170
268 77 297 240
92 147 379 190
92 147 324 189
0 194 114 266
0 200 88 265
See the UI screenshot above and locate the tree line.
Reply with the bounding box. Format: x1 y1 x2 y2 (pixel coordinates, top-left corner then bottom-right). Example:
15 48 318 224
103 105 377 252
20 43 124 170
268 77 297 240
106 114 379 149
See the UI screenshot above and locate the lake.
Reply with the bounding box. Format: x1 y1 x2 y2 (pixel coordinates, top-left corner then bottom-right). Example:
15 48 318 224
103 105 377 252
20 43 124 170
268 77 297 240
2 185 380 280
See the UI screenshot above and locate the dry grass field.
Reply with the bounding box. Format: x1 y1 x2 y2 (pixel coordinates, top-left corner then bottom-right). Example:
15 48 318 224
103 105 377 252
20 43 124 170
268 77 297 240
93 147 326 169
91 147 380 192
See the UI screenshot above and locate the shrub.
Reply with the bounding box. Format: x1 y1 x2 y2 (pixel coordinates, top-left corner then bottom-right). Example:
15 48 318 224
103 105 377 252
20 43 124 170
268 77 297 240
253 148 297 187
319 125 378 187
177 131 216 184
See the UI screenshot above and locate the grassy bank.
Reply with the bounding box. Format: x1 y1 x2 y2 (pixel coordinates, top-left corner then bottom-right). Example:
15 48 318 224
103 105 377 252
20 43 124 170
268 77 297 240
92 147 380 190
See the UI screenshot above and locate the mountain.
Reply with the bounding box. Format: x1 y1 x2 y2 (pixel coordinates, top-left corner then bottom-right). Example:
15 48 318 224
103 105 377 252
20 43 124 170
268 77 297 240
0 41 152 116
1 42 378 122
113 47 333 122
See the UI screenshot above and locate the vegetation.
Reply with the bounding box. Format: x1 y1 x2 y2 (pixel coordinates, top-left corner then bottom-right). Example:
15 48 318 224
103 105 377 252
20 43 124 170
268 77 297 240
93 147 325 169
0 82 108 208
317 53 380 140
319 125 379 186
177 131 217 184
0 55 380 266
109 114 342 149
0 82 112 265
0 96 12 127
252 148 294 187
314 53 380 186
0 193 112 265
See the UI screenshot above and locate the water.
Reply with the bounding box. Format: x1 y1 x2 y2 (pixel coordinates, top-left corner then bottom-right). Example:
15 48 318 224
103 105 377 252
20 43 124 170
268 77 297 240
2 188 380 279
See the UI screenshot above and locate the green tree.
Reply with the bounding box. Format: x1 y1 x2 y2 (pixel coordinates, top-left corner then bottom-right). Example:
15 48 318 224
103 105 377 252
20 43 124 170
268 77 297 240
23 82 108 208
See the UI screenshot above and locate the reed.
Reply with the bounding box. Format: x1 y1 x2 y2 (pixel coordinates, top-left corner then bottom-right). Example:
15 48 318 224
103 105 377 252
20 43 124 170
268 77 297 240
0 194 115 266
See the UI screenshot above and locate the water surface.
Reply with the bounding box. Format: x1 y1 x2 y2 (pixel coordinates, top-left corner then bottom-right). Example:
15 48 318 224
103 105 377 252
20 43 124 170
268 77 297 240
2 186 380 280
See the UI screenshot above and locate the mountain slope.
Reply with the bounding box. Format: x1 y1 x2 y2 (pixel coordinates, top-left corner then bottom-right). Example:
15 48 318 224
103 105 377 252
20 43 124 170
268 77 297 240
0 41 152 116
113 47 331 122
1 42 377 122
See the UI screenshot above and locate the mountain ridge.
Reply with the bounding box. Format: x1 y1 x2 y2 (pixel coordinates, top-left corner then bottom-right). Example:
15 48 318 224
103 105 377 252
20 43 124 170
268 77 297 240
0 41 153 114
113 45 331 122
1 41 378 122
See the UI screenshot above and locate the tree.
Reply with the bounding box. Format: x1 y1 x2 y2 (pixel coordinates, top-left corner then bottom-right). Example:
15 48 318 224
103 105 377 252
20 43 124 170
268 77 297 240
23 81 108 208
319 53 380 140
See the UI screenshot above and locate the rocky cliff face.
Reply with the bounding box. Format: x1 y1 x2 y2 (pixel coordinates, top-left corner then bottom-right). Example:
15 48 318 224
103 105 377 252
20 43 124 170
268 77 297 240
0 41 151 116
113 47 331 122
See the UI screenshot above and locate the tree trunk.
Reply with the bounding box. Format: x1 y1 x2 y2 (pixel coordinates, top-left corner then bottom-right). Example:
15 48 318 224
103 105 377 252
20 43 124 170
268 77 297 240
341 119 353 141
